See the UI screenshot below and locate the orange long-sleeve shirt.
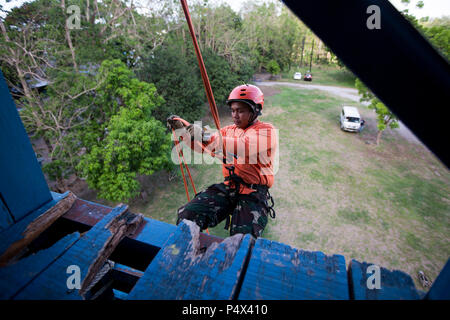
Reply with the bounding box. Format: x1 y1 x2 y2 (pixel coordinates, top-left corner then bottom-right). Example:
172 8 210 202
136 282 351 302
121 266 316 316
189 120 278 194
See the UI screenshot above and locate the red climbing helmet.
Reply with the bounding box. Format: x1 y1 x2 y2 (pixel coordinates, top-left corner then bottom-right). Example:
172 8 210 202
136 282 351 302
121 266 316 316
226 84 264 115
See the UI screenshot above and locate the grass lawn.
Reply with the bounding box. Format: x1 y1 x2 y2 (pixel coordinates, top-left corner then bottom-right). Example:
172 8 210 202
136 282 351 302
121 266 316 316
280 64 357 87
80 81 449 291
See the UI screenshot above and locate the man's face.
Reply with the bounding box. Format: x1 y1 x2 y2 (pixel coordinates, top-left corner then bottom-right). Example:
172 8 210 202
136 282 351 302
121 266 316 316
231 101 253 129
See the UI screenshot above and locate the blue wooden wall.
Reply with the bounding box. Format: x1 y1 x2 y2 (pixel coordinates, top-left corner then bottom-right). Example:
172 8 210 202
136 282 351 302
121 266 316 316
0 70 52 227
0 197 14 230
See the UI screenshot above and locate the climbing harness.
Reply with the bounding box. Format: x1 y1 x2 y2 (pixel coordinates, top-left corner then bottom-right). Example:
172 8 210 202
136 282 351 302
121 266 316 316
223 165 276 231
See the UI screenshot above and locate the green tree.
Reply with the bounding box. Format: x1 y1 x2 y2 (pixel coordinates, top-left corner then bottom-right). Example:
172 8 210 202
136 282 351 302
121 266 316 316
266 59 281 75
241 2 319 72
355 78 399 145
138 43 206 123
139 39 247 124
203 48 241 105
78 59 172 202
424 25 450 60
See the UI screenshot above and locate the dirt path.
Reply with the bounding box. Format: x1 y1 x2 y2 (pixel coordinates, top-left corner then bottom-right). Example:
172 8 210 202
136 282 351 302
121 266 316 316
257 80 423 145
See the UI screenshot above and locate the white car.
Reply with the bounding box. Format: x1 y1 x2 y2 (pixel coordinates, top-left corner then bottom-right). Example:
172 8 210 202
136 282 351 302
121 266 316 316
293 72 302 80
340 106 361 132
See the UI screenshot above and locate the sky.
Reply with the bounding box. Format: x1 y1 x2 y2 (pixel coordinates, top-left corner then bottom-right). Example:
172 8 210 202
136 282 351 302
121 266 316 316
1 0 450 19
225 0 450 18
389 0 450 18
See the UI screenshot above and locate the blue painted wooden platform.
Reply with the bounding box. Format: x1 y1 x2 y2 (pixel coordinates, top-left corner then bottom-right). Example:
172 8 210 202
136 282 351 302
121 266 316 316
238 238 349 300
0 192 444 300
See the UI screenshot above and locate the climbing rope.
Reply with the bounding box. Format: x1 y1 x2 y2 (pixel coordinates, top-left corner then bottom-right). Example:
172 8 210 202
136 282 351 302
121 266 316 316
179 0 226 156
171 126 209 233
180 0 221 130
171 128 197 201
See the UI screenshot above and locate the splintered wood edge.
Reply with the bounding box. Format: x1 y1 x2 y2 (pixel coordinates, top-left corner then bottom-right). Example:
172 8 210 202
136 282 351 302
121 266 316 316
23 192 77 234
79 206 143 297
178 220 246 271
180 219 202 264
198 233 245 269
0 191 77 266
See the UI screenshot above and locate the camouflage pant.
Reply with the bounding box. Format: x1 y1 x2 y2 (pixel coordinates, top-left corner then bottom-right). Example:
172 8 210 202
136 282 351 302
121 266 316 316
176 183 271 238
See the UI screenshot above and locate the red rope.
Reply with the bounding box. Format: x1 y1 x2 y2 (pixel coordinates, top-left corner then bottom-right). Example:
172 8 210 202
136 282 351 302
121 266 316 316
172 128 207 233
172 129 191 201
179 0 227 162
180 0 221 131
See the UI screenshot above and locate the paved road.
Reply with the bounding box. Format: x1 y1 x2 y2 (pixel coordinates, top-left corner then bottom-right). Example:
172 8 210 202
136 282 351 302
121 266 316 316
257 80 422 145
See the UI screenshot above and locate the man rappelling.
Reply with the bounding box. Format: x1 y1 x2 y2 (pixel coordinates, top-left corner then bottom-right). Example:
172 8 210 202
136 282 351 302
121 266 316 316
167 84 277 238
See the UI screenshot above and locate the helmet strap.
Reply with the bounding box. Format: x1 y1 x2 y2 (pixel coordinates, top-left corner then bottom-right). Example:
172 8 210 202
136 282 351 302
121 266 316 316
246 109 259 128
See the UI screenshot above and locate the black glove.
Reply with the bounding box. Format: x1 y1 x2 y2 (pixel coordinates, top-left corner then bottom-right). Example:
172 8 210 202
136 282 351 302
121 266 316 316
186 124 204 141
167 115 185 130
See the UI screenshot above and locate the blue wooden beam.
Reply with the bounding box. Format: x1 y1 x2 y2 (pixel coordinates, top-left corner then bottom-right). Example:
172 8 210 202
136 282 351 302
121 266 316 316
0 191 70 259
0 232 80 299
348 259 420 300
127 220 254 300
0 197 14 230
112 289 129 300
425 258 450 300
238 238 349 300
0 69 52 222
132 217 178 248
13 204 140 299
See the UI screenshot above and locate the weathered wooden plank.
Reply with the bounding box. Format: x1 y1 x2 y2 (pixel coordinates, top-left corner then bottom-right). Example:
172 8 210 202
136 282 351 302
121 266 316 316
55 191 222 252
79 208 143 296
238 238 349 300
132 218 178 248
127 220 254 300
60 195 113 226
0 192 77 266
113 289 129 300
55 190 177 249
0 191 69 258
108 263 143 294
0 232 80 299
113 262 144 278
13 204 143 300
348 259 420 300
424 258 450 300
0 70 52 222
